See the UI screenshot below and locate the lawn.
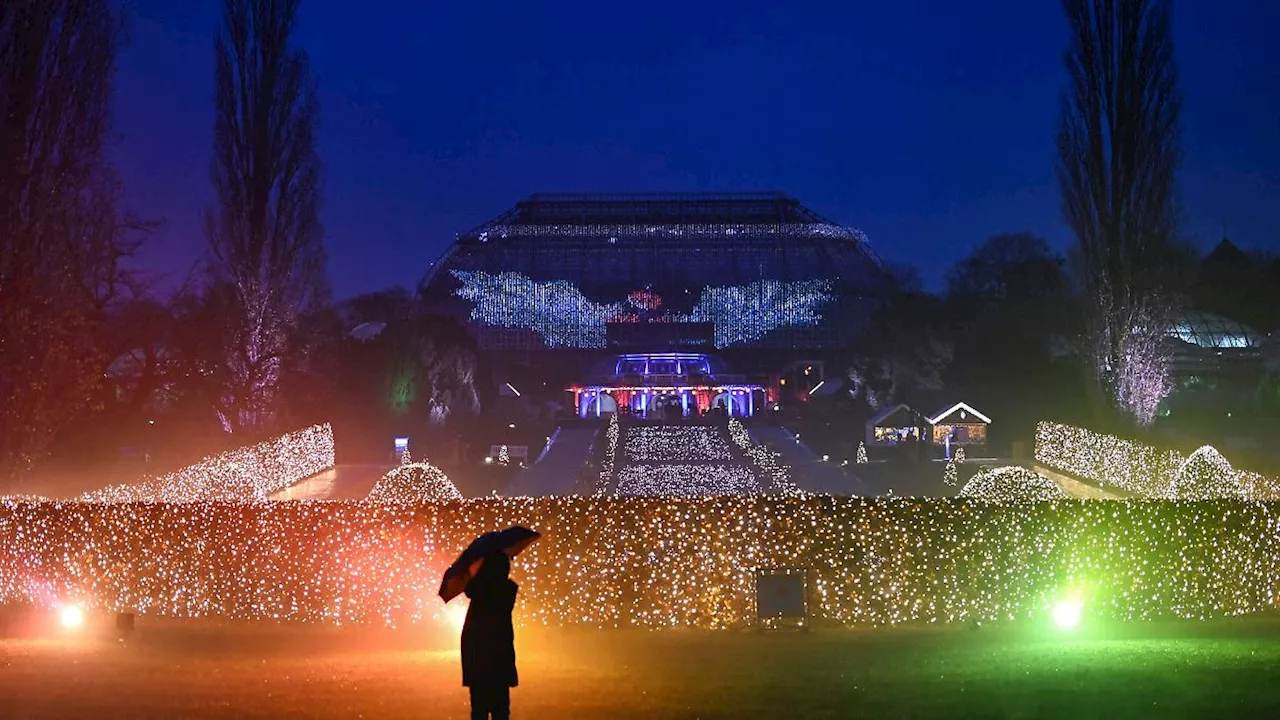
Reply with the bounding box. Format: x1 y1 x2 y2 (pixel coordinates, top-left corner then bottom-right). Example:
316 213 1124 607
3 615 1280 718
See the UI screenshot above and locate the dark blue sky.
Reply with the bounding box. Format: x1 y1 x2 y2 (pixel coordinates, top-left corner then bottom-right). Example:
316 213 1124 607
114 0 1279 299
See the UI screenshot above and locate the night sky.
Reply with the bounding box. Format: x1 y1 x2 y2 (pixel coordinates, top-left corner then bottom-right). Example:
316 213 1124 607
114 0 1279 300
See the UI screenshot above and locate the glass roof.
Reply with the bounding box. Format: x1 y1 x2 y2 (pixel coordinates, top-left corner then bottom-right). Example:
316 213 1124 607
1167 312 1260 349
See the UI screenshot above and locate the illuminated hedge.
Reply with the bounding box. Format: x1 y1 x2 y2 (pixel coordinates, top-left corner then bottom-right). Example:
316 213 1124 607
959 467 1066 502
1035 422 1280 500
2 497 1278 627
80 424 336 503
366 462 463 504
596 413 619 494
727 418 801 494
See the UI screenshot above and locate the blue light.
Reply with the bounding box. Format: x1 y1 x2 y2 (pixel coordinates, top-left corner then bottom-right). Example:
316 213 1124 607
451 271 833 349
689 279 833 347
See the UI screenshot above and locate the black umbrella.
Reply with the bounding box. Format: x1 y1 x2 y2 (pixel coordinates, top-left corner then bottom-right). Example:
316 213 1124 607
438 525 540 602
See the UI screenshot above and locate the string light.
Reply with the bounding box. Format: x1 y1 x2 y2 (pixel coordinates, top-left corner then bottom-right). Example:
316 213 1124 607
2 497 1277 628
600 421 800 495
615 465 759 496
726 418 801 495
624 426 735 462
450 270 832 349
856 441 868 464
943 458 958 487
1035 422 1278 499
365 461 463 504
958 467 1067 502
686 279 833 348
1166 446 1247 500
78 424 335 503
596 413 619 494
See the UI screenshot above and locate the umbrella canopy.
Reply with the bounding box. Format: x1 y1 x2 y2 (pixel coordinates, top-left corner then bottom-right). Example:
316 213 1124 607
438 526 540 602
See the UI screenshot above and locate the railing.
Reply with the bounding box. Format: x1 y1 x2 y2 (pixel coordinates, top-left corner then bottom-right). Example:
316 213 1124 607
581 373 753 386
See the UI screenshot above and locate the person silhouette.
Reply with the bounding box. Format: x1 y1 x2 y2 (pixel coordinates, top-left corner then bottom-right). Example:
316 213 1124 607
461 551 518 720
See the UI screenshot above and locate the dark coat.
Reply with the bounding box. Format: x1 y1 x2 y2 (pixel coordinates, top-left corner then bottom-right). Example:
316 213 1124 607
460 556 518 688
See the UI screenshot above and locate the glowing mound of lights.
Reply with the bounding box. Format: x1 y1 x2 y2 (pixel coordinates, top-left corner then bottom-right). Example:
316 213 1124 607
1036 422 1279 500
1166 447 1248 500
624 427 734 462
78 424 335 503
1 498 1277 628
615 464 759 496
366 462 463 504
959 466 1067 503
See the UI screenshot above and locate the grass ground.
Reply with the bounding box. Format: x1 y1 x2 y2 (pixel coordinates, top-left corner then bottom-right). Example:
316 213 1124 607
4 614 1280 719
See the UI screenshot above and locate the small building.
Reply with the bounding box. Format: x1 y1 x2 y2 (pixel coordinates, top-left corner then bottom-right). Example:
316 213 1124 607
866 404 925 446
927 402 991 446
572 352 765 419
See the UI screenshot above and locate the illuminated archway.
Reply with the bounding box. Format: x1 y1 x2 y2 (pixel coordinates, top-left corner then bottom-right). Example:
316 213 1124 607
578 391 618 417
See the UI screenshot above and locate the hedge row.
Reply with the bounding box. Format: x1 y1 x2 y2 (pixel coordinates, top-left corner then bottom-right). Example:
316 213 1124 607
3 497 1277 627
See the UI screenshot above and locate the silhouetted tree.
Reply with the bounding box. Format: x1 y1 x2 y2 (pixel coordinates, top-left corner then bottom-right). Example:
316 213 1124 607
0 1 139 482
345 287 415 327
944 233 1080 439
383 315 480 426
946 233 1068 329
1057 0 1183 425
205 0 325 433
1192 240 1280 334
102 298 177 415
846 265 951 409
421 316 482 425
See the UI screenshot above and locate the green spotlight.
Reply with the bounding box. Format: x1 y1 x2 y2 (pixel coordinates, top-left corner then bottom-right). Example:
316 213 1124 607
1052 596 1083 630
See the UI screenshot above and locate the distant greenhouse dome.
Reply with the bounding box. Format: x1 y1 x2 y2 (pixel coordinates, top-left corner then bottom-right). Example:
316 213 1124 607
418 193 892 352
1167 312 1260 350
349 321 387 341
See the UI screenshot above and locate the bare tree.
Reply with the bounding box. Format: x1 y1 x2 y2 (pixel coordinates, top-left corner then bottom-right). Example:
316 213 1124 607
206 0 326 433
0 1 133 483
1057 0 1182 425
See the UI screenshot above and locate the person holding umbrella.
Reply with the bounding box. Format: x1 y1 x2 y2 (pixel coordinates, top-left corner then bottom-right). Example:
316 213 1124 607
440 526 539 720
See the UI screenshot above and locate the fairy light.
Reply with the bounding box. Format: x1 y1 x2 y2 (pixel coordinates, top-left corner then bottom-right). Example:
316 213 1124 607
943 458 958 487
596 413 619 494
0 495 50 503
1165 446 1247 500
365 461 463 504
615 464 759 496
2 497 1277 629
687 279 833 348
856 441 868 464
726 418 801 495
625 426 735 463
450 270 833 349
78 424 335 503
958 467 1067 502
1036 422 1278 499
600 421 800 496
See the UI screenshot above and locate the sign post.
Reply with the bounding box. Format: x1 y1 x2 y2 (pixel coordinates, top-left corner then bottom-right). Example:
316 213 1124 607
755 566 810 630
